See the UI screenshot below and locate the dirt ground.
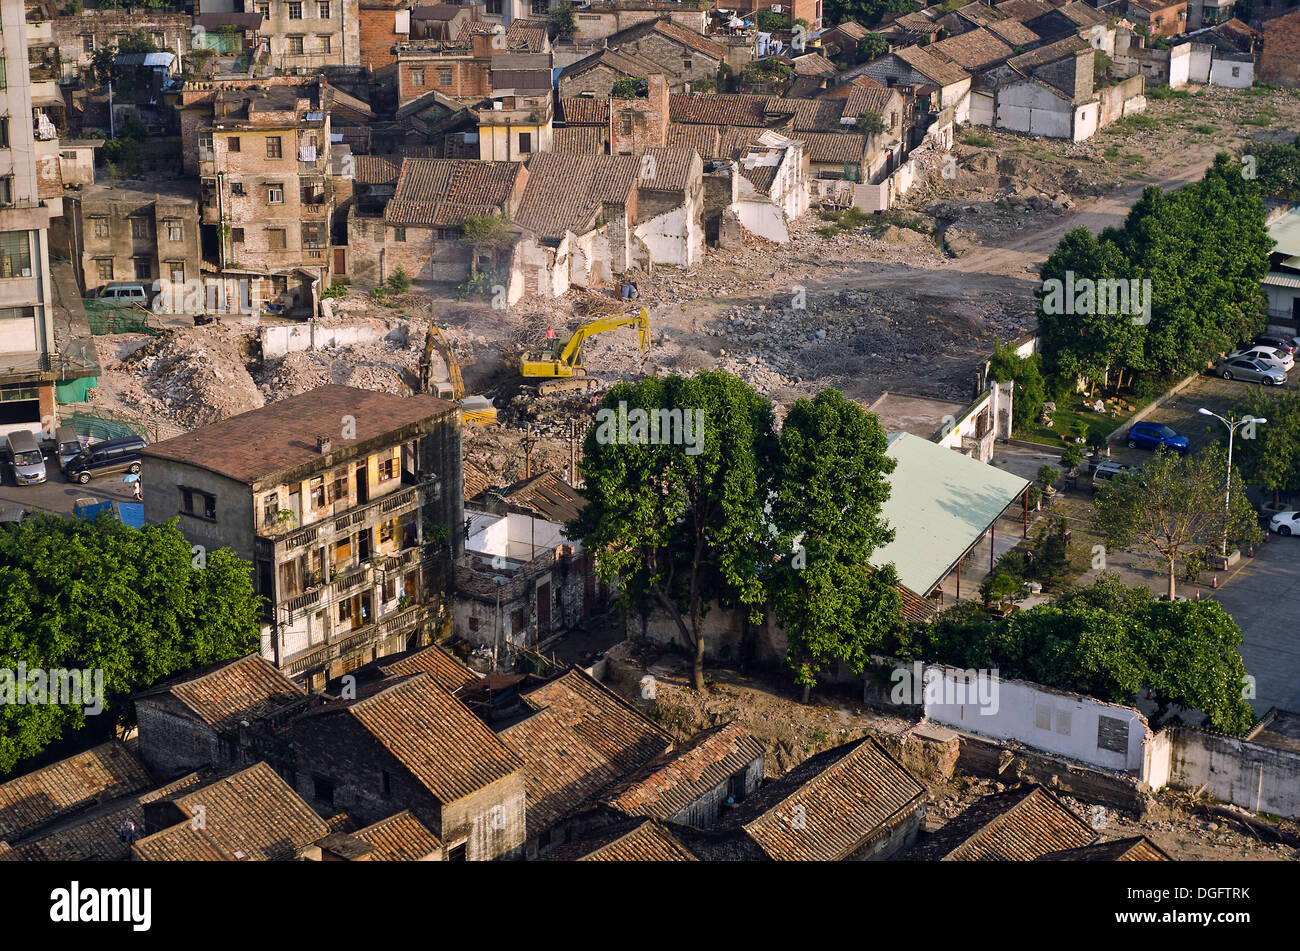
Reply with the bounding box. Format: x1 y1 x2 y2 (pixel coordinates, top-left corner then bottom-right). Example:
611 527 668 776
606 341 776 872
604 644 1297 860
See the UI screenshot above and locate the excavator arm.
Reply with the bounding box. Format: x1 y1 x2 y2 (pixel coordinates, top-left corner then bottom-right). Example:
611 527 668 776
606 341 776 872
420 325 465 399
520 306 650 378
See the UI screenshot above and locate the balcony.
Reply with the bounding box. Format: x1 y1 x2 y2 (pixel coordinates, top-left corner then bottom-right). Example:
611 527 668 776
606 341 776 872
282 602 426 677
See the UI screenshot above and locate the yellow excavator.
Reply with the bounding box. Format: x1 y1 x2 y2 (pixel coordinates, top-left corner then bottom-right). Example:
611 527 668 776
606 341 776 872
419 324 496 425
519 306 650 396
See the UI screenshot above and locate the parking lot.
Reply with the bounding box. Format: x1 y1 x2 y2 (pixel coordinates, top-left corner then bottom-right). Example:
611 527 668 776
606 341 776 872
0 454 137 519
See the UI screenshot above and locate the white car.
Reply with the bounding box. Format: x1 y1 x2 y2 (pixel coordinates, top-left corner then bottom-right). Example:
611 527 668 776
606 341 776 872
1269 510 1300 536
1230 346 1294 371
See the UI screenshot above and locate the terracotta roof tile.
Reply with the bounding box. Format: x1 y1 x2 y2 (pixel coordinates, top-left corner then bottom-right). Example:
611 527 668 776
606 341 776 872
578 818 698 860
665 123 724 158
354 810 443 860
929 27 1015 70
516 153 640 240
0 742 151 842
552 125 607 154
986 18 1041 46
493 470 587 522
559 47 666 81
791 131 868 164
131 762 329 861
607 18 725 61
909 785 1097 861
386 158 524 227
353 154 402 185
1038 835 1171 861
842 84 897 120
559 96 610 125
135 654 305 733
375 645 477 694
894 44 972 86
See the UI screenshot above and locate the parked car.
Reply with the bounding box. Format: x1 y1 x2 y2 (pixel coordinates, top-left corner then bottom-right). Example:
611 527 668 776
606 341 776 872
54 425 82 472
1269 510 1300 536
64 436 146 484
1253 333 1296 356
5 430 47 486
96 282 152 307
1216 355 1287 385
1125 422 1189 454
1229 345 1294 371
1091 460 1134 491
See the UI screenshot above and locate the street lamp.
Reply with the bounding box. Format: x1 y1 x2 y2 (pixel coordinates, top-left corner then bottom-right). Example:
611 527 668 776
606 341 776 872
1198 408 1265 556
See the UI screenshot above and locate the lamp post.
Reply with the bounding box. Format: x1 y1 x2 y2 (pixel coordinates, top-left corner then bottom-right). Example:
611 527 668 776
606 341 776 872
1198 408 1265 557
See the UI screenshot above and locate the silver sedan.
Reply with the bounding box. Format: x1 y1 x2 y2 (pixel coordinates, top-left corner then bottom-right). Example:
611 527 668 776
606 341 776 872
1216 356 1287 385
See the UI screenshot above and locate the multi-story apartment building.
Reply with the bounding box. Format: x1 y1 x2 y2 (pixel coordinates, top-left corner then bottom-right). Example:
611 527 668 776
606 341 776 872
249 0 360 69
139 385 465 689
192 80 335 315
0 0 70 441
52 181 201 297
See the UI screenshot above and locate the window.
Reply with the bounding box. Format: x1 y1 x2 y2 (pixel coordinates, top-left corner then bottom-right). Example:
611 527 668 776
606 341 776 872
0 57 6 90
448 842 467 862
231 182 245 196
231 228 245 243
131 218 150 239
302 222 326 248
436 228 460 240
530 0 548 15
288 2 303 19
288 35 304 55
267 185 284 204
1 232 32 278
318 0 331 16
267 228 287 250
683 59 692 70
437 67 452 86
1232 66 1241 78
166 219 183 242
318 34 331 54
1097 715 1128 754
379 456 396 481
332 469 349 502
271 275 288 295
392 227 406 243
134 259 151 280
379 518 395 543
255 1 269 14
313 776 334 806
487 0 502 12
517 132 532 154
380 770 391 795
618 116 632 135
410 67 424 86
310 475 326 508
0 118 8 148
82 35 94 54
228 136 240 152
96 258 113 281
0 176 11 206
266 136 282 158
179 487 217 520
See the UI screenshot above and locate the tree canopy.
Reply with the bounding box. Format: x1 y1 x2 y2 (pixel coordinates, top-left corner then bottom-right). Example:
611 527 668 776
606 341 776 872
0 514 262 774
824 0 914 28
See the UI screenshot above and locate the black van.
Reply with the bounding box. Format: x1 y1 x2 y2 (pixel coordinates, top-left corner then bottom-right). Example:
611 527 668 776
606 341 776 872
65 437 147 484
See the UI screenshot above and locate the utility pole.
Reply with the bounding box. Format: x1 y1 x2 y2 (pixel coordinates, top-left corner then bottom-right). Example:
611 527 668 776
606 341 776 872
1198 408 1265 557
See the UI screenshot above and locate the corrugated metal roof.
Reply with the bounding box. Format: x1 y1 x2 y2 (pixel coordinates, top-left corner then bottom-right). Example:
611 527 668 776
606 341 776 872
1268 206 1300 259
868 432 1030 596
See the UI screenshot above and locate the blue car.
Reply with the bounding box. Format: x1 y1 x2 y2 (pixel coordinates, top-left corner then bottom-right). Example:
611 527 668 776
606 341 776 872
1126 422 1189 454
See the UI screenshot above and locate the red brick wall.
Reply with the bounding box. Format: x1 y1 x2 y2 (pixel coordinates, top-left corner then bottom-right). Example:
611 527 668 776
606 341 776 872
360 6 404 71
1261 11 1300 88
397 57 492 104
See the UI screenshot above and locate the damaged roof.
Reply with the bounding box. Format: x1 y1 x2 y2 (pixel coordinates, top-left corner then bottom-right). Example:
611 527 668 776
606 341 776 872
928 27 1016 71
909 785 1097 861
516 153 640 241
607 17 725 61
547 815 699 861
559 96 611 125
374 644 478 695
1038 836 1172 861
490 470 588 523
386 157 524 227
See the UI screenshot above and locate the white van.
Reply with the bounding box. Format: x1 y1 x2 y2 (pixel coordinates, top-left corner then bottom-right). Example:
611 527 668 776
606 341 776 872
5 430 47 486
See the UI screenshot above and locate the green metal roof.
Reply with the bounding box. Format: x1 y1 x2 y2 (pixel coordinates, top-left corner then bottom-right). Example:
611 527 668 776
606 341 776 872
869 432 1030 596
1269 207 1300 259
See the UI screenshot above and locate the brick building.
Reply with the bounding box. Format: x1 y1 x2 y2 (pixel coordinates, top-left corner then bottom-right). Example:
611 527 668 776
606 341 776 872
557 48 665 100
51 9 193 83
290 671 527 859
51 180 201 297
253 0 360 69
395 26 551 105
1125 0 1188 37
139 385 464 688
347 156 526 286
601 17 725 92
360 0 412 69
1260 9 1300 88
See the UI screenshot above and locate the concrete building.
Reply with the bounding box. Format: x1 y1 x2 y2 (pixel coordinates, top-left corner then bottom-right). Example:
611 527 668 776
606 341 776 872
599 17 726 92
1126 0 1188 38
52 180 201 298
139 385 464 688
0 0 67 442
254 0 360 69
51 8 193 83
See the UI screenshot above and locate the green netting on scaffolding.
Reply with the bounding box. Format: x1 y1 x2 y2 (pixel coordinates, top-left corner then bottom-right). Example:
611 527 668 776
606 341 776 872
82 299 159 336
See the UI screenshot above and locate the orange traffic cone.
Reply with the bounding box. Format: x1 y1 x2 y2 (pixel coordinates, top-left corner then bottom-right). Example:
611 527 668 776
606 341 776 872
1212 573 1218 589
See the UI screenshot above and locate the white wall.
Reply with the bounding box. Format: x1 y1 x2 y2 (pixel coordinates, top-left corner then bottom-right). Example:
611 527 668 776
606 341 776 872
1072 102 1100 142
923 665 1152 773
1186 43 1212 85
635 204 695 267
260 321 388 359
1168 43 1192 88
996 80 1074 139
970 91 995 127
1210 57 1252 88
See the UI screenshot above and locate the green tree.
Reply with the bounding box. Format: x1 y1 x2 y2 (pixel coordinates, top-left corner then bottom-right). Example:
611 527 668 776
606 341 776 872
549 1 577 39
570 373 778 691
460 212 516 278
857 110 887 135
1251 134 1300 201
1092 445 1261 601
611 76 642 99
0 514 261 773
769 390 899 699
856 34 889 63
1228 389 1300 508
986 340 1045 432
824 0 913 28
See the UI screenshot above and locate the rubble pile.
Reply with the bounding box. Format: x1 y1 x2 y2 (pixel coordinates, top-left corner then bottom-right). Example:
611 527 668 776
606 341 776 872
115 327 265 429
254 339 422 400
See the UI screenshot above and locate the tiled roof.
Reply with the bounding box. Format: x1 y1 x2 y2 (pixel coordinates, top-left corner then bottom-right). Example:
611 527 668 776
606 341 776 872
134 654 304 733
493 470 588 523
792 53 837 76
894 45 972 86
323 673 524 803
464 459 493 500
1055 0 1109 27
354 810 443 860
516 153 640 241
843 84 897 121
929 27 1015 70
413 3 462 20
559 816 699 861
986 18 1041 46
608 17 725 61
0 742 152 842
665 123 725 158
559 96 610 125
781 97 851 132
140 386 456 485
1038 835 1171 861
132 762 329 861
670 92 773 126
456 20 549 53
2 773 204 861
827 21 870 41
375 645 477 694
521 669 672 775
639 146 698 192
601 721 764 821
908 785 1097 861
1006 34 1089 77
559 47 666 81
551 125 607 154
353 154 402 185
724 737 926 861
995 0 1056 20
387 158 524 228
792 131 869 164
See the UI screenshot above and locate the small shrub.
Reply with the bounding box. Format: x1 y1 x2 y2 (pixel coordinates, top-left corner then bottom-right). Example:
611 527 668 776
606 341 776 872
385 267 411 294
